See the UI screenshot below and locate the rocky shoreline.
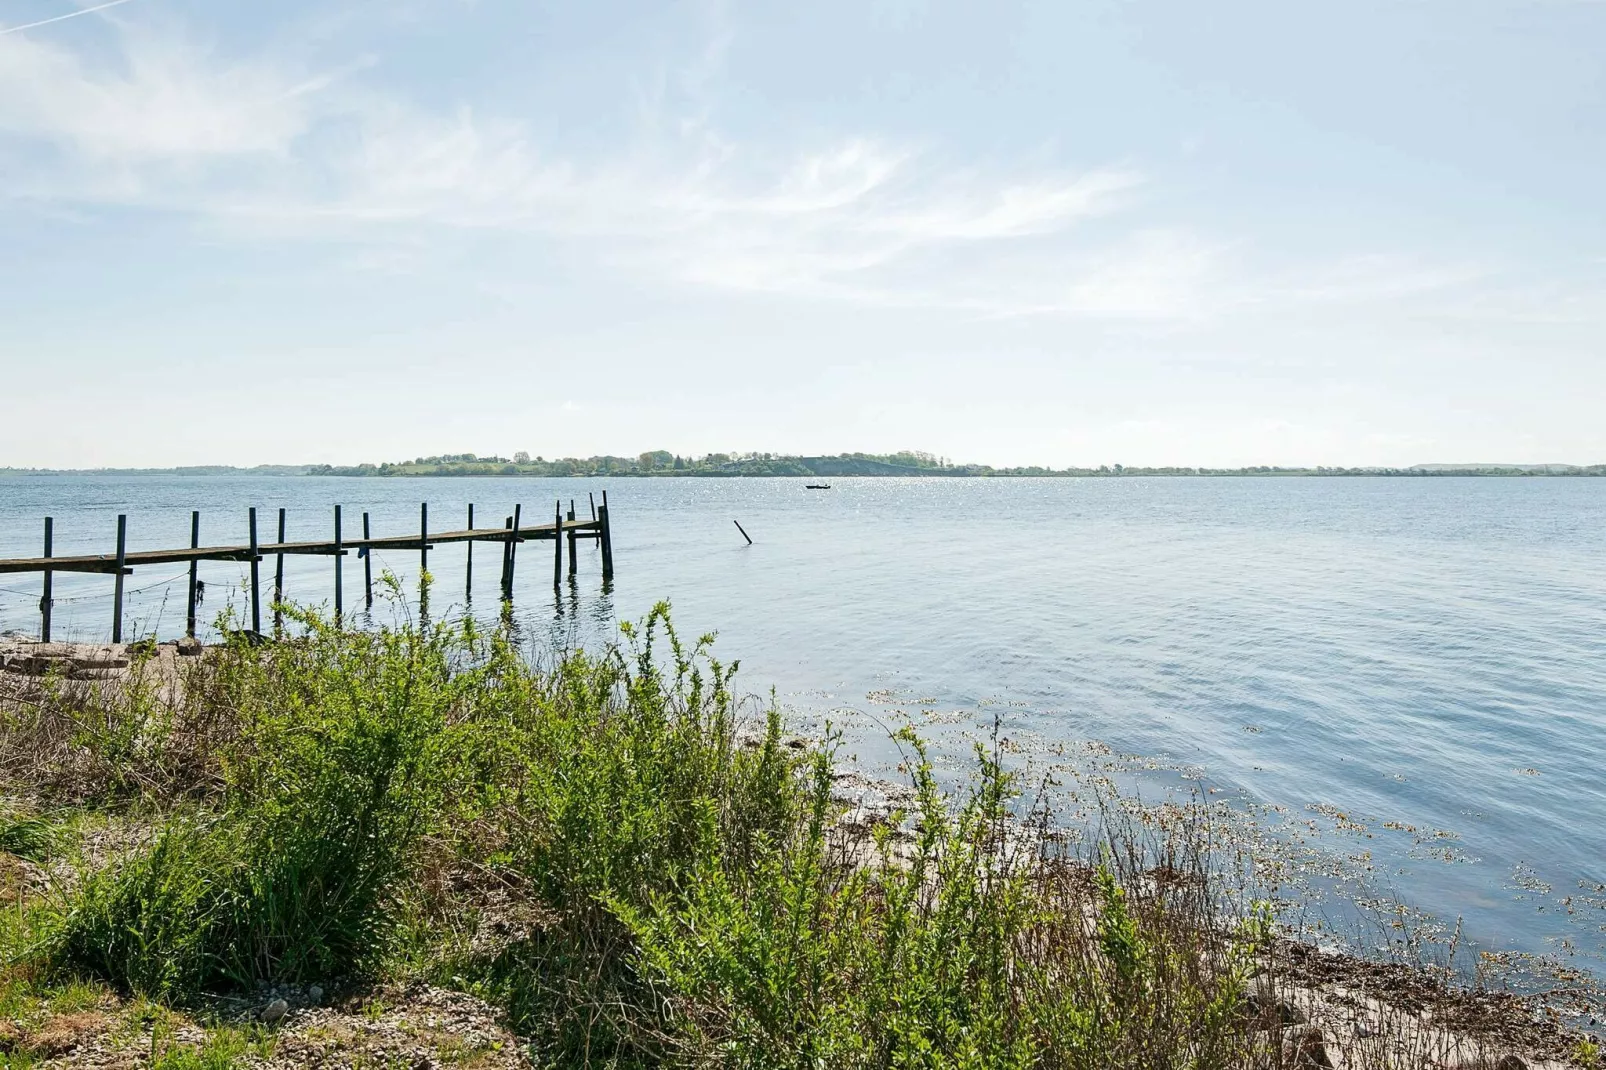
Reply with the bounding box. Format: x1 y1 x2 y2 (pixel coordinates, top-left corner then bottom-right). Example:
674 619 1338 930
0 636 200 688
833 793 1594 1068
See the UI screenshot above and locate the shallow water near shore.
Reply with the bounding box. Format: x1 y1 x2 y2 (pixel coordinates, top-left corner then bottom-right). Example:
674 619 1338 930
2 474 1604 982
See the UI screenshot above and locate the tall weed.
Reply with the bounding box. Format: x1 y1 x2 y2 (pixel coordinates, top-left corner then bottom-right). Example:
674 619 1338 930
50 597 458 999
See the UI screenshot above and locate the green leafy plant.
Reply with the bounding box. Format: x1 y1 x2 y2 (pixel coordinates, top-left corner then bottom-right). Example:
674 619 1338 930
49 593 456 1000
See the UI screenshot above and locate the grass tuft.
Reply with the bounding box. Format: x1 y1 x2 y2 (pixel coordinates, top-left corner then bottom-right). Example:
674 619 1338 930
0 814 56 863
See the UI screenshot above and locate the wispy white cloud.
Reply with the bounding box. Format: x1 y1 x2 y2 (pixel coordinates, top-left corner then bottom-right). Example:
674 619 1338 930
0 13 1187 315
0 8 1528 326
0 29 318 165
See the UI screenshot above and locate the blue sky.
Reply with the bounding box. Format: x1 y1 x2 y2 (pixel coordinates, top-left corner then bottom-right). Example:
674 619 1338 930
1 0 1602 468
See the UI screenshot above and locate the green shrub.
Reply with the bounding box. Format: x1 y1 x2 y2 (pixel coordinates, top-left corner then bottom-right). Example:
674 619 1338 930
502 606 795 913
612 733 1046 1068
51 816 240 999
24 592 1293 1068
435 605 802 1064
611 729 1264 1070
50 601 456 1000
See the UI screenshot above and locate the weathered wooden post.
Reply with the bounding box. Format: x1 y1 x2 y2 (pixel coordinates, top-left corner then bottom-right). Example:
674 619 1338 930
465 504 474 602
418 502 431 624
362 512 374 609
553 500 564 588
598 493 614 580
419 502 429 576
588 492 596 521
499 516 512 599
274 508 286 635
507 504 522 598
248 507 261 635
39 518 53 642
186 511 200 638
567 501 578 578
111 514 127 643
333 505 344 624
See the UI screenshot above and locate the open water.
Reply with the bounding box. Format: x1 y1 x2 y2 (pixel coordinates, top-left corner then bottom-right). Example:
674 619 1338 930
2 475 1603 980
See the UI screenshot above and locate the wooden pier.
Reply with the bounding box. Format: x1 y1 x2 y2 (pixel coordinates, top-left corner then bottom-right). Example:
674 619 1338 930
0 494 616 643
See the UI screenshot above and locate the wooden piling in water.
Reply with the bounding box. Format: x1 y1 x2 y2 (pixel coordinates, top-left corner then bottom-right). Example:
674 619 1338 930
274 508 286 635
509 504 522 595
507 510 520 600
567 501 578 578
499 517 511 599
186 512 199 637
111 515 127 643
553 501 564 588
362 512 374 609
333 506 344 623
420 502 429 576
39 518 53 643
248 508 261 635
465 504 474 601
419 503 431 623
599 493 614 580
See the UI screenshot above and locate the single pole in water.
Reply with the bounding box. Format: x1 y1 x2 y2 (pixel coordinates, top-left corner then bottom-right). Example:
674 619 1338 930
507 504 522 598
465 503 474 602
419 502 429 576
248 507 261 635
39 517 53 643
333 506 344 624
418 502 430 624
111 514 127 643
274 508 286 636
186 511 200 638
553 500 564 588
733 520 753 545
588 492 596 521
598 492 614 580
362 512 374 609
499 517 512 599
567 501 578 578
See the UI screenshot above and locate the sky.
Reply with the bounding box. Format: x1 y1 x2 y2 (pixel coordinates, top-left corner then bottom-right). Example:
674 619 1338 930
0 0 1602 469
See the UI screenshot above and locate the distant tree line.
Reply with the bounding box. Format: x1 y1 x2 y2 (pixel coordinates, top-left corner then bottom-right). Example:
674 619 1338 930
8 455 1605 478
298 453 1606 478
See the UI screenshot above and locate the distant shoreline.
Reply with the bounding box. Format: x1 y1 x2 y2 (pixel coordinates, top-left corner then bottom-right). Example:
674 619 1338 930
3 460 1604 479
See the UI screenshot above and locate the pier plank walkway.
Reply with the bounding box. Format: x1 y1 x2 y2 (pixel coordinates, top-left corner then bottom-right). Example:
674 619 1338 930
0 520 601 575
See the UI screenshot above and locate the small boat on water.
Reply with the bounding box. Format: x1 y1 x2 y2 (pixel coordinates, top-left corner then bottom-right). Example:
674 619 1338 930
804 483 831 490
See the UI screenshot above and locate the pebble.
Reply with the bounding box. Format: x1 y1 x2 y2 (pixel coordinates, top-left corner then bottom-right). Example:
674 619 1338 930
308 985 324 1006
262 998 289 1024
